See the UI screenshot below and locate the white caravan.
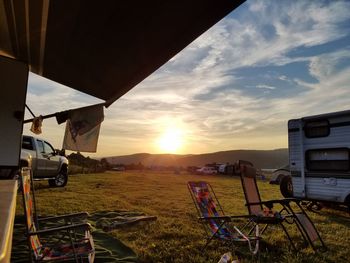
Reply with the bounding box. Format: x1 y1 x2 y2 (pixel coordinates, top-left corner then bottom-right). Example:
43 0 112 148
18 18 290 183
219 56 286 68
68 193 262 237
288 110 350 206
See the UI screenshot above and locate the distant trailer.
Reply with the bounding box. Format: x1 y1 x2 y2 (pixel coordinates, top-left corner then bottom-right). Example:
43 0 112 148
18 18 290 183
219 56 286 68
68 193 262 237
288 110 350 206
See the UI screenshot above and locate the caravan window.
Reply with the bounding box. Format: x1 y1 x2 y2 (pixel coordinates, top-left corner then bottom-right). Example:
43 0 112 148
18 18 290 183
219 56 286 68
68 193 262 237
306 148 350 171
304 120 330 138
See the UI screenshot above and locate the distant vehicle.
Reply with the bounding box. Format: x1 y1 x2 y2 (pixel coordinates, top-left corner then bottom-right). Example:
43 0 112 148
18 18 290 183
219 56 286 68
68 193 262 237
218 164 227 174
111 166 125 171
288 110 350 207
196 166 218 175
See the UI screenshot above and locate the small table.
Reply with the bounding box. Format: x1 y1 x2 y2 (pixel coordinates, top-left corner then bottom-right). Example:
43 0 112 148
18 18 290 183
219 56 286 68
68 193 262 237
0 180 17 263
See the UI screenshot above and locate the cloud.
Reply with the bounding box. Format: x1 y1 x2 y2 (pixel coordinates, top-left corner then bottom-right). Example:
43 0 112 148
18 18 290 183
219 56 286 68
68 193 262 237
278 75 288 81
26 73 102 117
309 49 350 81
24 73 103 152
256 85 276 90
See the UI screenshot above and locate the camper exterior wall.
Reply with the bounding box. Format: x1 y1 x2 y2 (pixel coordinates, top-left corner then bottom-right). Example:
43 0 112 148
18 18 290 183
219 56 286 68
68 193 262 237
288 111 350 204
292 177 350 202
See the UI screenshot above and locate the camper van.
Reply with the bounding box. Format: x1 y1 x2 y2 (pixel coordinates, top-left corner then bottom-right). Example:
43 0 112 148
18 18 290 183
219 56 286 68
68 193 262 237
288 110 350 207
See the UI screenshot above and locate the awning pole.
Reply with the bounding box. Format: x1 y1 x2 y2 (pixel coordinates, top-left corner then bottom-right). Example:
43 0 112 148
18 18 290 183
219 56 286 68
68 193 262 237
25 104 36 118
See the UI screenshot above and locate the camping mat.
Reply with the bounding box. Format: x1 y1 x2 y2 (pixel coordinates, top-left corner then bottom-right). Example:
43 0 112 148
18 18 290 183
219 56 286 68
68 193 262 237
88 210 157 232
11 215 138 262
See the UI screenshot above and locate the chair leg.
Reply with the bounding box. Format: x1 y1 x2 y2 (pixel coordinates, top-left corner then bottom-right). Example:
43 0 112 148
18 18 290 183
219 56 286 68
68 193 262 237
201 220 228 252
249 223 267 235
279 222 297 251
202 238 211 252
260 224 268 235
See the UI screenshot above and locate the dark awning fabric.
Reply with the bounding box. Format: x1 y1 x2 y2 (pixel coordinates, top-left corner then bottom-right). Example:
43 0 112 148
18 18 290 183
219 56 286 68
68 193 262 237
0 0 245 106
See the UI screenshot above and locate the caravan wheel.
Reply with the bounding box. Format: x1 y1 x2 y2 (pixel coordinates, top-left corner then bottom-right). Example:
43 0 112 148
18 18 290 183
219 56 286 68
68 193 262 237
345 195 350 213
280 176 293 198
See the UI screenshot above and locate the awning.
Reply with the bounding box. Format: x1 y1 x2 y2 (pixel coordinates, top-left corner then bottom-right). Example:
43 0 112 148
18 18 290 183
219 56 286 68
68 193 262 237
0 0 245 106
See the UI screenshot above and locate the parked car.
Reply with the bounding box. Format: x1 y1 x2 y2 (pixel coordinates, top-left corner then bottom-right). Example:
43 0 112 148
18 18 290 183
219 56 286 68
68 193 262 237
0 135 69 187
21 135 69 187
269 165 293 198
218 164 227 174
111 166 125 171
196 166 218 175
270 165 290 184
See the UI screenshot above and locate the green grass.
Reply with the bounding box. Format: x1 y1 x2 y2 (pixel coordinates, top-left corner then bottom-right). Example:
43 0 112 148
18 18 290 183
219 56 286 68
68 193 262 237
16 171 350 262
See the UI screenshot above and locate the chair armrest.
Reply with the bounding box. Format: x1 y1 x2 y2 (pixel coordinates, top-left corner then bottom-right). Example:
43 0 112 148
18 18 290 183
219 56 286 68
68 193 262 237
38 212 89 222
247 198 299 209
199 216 231 221
229 214 254 219
28 223 91 236
198 214 253 222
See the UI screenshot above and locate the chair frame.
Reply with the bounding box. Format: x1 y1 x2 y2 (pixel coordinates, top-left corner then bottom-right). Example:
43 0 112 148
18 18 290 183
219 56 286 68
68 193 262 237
237 161 326 251
20 167 95 262
187 181 260 255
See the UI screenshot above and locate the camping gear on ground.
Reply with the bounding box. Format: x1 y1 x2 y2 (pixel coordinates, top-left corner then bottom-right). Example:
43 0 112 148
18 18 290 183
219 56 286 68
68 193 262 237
20 167 95 262
88 211 157 232
217 251 241 263
187 181 260 255
238 160 326 251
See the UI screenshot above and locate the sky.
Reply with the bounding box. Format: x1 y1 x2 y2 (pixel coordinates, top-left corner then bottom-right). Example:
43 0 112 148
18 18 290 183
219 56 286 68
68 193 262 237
24 0 350 157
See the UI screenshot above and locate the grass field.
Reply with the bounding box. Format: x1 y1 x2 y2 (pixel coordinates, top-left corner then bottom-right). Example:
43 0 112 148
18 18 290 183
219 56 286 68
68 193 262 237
16 171 350 262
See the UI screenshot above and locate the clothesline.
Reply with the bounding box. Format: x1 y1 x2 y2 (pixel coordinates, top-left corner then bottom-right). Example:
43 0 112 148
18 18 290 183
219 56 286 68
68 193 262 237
23 102 106 124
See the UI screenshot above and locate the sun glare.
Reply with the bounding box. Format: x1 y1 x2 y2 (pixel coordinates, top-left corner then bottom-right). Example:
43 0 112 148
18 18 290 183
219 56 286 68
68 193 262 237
157 128 183 153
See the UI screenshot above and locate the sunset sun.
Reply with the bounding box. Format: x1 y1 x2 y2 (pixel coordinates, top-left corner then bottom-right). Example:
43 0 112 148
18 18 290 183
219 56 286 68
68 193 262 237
157 128 183 153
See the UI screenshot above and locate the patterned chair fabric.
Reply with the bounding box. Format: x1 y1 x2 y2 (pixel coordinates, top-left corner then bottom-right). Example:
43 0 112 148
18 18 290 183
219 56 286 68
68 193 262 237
188 181 231 239
21 168 95 262
188 181 260 255
22 170 43 259
38 232 94 261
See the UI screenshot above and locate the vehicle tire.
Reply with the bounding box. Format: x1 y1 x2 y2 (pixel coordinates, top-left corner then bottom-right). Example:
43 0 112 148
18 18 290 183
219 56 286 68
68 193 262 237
345 195 350 213
278 174 286 184
49 167 68 187
280 176 293 198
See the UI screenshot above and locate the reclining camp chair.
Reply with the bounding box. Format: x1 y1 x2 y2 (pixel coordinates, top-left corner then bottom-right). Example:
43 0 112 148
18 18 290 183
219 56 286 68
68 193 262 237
187 181 260 255
238 161 325 251
21 167 95 262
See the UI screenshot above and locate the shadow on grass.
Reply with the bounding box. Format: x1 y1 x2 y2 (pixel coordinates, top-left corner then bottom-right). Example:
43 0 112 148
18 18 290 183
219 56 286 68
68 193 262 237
308 208 350 226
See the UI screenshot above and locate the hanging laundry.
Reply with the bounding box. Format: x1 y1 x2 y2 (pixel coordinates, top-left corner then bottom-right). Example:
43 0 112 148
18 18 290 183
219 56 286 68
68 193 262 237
62 105 104 152
30 116 43 134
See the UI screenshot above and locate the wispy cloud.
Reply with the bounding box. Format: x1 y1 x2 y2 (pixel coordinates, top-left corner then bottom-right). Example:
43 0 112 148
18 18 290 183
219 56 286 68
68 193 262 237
256 85 276 90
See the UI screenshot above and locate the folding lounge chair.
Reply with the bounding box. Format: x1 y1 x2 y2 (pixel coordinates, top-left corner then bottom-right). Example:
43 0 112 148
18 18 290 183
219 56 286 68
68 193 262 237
21 167 95 262
187 181 260 255
238 161 325 251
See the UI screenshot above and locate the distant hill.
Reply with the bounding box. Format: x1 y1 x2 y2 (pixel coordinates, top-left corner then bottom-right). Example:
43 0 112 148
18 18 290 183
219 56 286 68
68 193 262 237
105 149 288 169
